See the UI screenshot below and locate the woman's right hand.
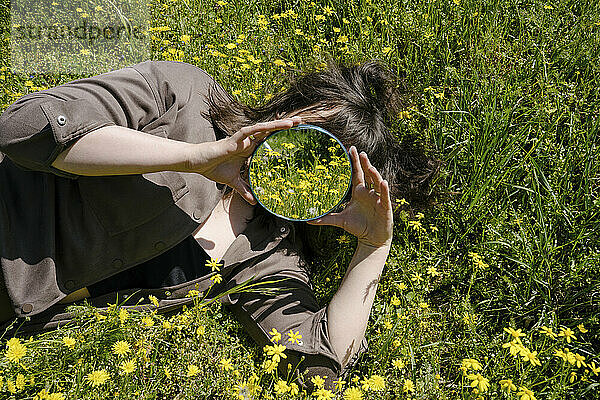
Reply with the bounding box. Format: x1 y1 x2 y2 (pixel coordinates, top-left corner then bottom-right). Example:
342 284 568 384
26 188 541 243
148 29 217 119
189 116 302 205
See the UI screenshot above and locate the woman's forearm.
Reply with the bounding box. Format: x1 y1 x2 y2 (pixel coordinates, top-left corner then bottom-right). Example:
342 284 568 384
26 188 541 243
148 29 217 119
326 242 391 369
51 125 206 175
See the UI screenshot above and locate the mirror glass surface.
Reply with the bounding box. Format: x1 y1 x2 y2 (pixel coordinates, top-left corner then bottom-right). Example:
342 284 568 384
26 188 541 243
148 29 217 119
248 124 352 221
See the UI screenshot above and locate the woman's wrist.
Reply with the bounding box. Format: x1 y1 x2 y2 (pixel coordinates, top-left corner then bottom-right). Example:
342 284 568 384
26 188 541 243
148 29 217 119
182 142 221 175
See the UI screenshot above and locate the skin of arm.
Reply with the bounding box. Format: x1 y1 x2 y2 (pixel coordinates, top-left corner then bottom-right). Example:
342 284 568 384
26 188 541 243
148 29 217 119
51 117 302 204
51 125 201 176
326 242 390 368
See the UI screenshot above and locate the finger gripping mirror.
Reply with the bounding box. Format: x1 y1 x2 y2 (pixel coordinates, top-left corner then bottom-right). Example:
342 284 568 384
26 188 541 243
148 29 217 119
248 124 352 222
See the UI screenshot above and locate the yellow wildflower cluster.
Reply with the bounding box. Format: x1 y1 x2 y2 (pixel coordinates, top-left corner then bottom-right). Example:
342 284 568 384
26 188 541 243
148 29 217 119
4 337 27 362
468 251 489 269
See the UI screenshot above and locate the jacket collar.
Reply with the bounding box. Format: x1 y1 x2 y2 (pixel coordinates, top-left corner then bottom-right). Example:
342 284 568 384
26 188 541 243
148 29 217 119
219 213 293 272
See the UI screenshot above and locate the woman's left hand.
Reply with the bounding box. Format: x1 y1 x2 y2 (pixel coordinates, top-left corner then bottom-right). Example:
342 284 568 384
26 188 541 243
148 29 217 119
307 146 393 248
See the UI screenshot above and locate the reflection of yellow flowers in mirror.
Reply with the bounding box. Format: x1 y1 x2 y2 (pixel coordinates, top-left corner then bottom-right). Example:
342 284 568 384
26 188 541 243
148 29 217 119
249 128 351 220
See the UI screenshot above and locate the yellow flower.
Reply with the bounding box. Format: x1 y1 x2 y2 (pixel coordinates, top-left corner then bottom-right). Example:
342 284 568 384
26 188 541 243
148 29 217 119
217 0 227 5
499 379 517 391
210 273 223 284
268 327 281 342
120 359 136 374
196 325 205 336
558 327 576 343
333 27 341 33
314 388 334 399
6 379 16 393
390 294 401 306
148 295 159 307
323 6 334 15
461 358 483 370
427 266 440 277
112 341 130 356
274 379 289 394
368 374 385 391
315 14 325 22
76 7 83 12
85 369 110 386
219 358 234 371
343 386 362 399
337 35 349 43
392 358 405 369
517 386 536 400
180 34 191 43
63 336 76 349
264 343 287 363
142 316 154 327
540 326 557 338
332 378 346 391
589 361 600 376
569 371 577 383
164 367 171 379
287 330 302 344
262 358 278 373
521 349 541 366
47 393 66 400
216 18 223 23
187 364 200 377
502 339 525 356
205 257 223 272
225 43 236 50
289 382 299 395
273 59 286 67
467 373 490 393
573 352 586 368
15 373 25 390
577 323 588 333
403 378 415 393
119 308 129 323
5 340 27 362
382 46 392 55
311 375 325 388
463 312 477 325
503 327 526 339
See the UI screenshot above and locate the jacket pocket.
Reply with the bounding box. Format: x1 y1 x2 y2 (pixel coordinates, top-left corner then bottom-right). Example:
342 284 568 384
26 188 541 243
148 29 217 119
78 171 189 236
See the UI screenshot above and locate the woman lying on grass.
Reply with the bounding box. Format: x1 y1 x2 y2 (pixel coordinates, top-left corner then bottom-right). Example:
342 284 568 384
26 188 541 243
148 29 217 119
0 58 439 392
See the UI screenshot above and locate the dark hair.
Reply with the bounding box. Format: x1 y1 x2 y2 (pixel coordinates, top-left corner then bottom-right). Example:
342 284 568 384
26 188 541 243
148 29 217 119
203 59 441 264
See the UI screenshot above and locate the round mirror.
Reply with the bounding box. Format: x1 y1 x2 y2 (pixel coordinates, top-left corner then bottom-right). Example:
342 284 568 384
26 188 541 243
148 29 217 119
248 124 352 222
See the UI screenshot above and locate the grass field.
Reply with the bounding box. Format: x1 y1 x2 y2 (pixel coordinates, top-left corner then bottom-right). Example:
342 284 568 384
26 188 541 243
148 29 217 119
1 0 599 399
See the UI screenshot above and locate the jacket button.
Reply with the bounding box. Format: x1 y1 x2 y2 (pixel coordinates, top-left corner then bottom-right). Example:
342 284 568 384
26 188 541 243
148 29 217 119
21 303 33 314
112 259 124 269
154 241 165 251
193 209 203 220
280 226 288 233
57 115 66 126
65 280 76 290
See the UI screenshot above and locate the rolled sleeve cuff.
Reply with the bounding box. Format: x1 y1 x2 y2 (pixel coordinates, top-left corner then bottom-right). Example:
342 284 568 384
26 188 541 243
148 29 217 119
285 306 369 378
0 97 115 177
